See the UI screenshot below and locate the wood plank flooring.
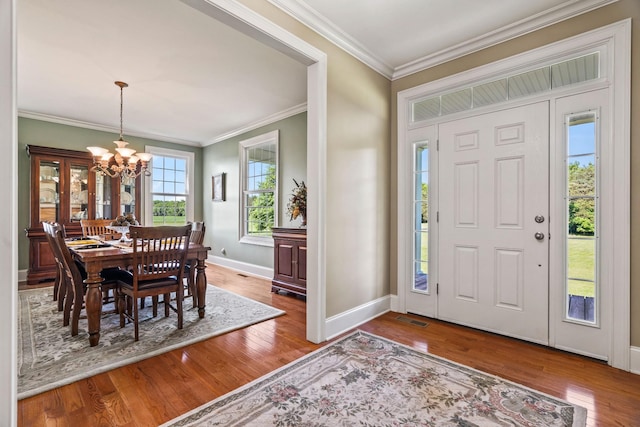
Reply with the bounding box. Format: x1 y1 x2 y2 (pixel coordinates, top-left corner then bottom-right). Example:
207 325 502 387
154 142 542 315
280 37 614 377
18 264 640 426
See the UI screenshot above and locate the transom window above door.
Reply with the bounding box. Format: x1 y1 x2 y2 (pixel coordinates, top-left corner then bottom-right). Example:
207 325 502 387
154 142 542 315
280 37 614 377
410 51 601 123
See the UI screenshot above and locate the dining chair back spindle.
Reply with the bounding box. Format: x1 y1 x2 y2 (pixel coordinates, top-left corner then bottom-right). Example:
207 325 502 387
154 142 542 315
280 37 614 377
115 225 191 341
80 219 115 238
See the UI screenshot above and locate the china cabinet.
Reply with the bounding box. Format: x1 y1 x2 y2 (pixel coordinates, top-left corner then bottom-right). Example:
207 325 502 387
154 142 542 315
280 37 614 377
272 227 307 297
25 145 140 284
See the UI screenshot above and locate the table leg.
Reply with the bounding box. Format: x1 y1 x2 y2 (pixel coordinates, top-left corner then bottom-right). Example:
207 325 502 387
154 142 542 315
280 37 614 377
84 270 103 347
196 258 206 318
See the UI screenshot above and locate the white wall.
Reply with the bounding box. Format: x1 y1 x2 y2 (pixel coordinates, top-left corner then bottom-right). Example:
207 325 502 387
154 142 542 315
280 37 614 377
1 0 18 424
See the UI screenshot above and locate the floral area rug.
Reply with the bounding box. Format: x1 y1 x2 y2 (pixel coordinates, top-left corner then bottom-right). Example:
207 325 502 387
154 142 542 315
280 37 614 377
163 330 586 427
18 285 284 400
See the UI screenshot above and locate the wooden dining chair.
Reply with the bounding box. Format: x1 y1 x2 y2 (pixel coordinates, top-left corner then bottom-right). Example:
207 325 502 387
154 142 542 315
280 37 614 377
80 218 114 238
184 221 205 305
42 221 67 311
80 218 123 304
115 225 191 341
45 223 120 336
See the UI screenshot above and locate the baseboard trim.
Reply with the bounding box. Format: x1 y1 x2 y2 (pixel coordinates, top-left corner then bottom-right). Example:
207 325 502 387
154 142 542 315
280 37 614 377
630 346 640 375
325 295 391 340
207 255 273 281
390 293 399 313
18 269 27 283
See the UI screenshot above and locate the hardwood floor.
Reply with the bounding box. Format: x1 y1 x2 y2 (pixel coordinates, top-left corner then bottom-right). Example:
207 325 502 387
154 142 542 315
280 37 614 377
18 264 640 426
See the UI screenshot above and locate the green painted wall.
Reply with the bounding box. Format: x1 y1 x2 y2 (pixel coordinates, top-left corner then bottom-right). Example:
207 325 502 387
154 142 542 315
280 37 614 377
202 112 307 269
17 117 203 271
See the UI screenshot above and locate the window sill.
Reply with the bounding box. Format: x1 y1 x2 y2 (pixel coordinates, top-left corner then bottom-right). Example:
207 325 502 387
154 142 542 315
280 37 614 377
239 235 274 247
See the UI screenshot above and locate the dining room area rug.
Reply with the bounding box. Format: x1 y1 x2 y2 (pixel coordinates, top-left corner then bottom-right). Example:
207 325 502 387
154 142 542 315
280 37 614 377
18 284 285 400
162 330 587 427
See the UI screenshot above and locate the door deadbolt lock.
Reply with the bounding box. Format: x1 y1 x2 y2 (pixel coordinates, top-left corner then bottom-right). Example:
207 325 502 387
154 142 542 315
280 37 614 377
534 215 545 223
534 232 545 241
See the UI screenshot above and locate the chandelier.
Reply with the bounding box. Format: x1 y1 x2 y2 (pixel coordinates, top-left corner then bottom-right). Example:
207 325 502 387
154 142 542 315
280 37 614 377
87 81 152 179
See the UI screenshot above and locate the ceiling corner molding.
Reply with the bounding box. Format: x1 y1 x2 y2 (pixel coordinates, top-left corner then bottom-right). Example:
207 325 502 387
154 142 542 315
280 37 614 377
207 102 308 145
392 0 619 80
268 0 394 79
18 110 203 147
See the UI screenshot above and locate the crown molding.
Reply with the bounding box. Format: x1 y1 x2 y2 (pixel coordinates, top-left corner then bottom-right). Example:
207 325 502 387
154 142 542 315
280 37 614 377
19 103 309 148
269 0 618 81
268 0 394 78
206 102 307 145
393 0 619 79
18 110 202 147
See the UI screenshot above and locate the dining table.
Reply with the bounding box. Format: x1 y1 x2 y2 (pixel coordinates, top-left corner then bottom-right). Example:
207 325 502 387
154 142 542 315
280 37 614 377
69 238 211 347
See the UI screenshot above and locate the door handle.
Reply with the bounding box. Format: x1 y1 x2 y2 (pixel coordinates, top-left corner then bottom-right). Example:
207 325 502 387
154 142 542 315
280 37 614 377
534 232 545 241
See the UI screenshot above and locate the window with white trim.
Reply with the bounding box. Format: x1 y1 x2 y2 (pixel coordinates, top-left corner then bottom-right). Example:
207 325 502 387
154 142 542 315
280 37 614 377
144 147 195 226
239 130 278 245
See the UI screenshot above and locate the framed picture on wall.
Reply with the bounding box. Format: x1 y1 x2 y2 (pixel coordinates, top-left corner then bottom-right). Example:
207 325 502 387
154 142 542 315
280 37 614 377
212 173 225 202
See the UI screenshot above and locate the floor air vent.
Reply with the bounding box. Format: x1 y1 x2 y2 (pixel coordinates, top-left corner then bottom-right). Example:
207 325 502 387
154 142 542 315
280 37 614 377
237 273 248 278
395 315 428 327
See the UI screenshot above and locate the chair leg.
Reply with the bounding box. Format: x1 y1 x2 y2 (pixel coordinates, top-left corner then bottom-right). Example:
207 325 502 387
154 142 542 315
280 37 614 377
62 277 73 327
118 290 126 328
177 288 183 330
187 267 197 308
57 265 67 312
164 293 170 317
152 296 158 317
53 265 60 302
70 287 83 337
133 298 140 342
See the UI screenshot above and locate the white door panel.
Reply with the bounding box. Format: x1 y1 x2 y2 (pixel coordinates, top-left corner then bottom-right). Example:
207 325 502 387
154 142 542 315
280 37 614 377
438 102 549 344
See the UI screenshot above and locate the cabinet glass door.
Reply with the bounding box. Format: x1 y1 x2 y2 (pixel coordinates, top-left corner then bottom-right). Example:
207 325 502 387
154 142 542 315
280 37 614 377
120 175 136 219
69 164 90 222
95 173 113 219
39 160 60 223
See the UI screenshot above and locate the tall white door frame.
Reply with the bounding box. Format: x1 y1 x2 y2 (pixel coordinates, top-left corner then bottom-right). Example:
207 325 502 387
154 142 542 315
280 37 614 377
181 0 328 344
397 20 630 370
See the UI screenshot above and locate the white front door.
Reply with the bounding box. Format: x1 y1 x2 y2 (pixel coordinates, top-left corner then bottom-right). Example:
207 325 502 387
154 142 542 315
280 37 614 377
438 101 550 344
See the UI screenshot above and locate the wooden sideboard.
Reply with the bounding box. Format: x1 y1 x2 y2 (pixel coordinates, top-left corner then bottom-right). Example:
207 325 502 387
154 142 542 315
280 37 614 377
272 227 307 297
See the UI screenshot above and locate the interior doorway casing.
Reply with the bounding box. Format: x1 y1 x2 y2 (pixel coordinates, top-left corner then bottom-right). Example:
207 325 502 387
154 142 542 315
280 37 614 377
181 0 328 344
397 19 630 370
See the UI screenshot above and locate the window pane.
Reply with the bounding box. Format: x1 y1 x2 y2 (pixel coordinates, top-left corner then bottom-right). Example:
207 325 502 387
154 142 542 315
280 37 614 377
413 142 429 293
568 121 595 156
567 236 595 282
164 169 175 181
163 182 175 194
414 261 428 292
152 195 186 225
566 112 597 323
164 157 175 169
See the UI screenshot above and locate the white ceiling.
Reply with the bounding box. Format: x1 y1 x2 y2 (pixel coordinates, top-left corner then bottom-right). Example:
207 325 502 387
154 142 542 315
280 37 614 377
17 0 615 147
